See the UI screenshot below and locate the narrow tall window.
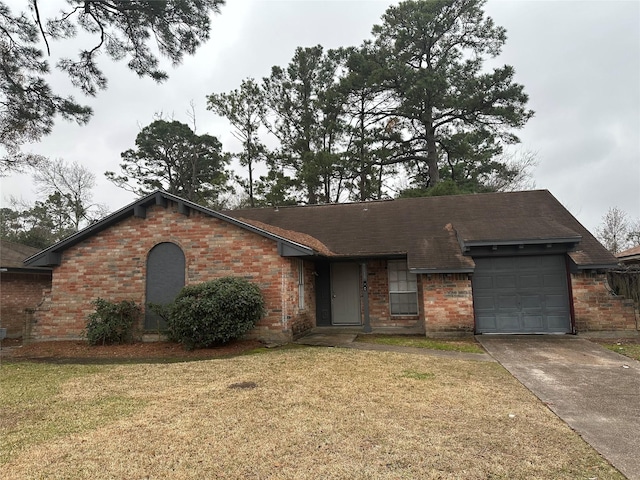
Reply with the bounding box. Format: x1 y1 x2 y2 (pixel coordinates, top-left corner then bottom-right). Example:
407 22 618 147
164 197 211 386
388 260 418 315
298 259 305 310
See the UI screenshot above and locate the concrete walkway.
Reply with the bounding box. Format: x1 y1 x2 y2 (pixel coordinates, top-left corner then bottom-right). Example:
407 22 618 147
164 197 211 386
477 335 640 480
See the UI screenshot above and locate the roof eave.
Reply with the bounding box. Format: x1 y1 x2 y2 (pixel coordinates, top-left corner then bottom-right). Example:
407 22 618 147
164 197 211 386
575 263 619 271
462 236 582 249
410 267 474 274
0 266 52 274
617 254 640 262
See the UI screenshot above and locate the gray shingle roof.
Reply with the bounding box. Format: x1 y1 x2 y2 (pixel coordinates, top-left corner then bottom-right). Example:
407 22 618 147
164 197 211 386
228 190 616 271
0 240 51 271
22 189 616 271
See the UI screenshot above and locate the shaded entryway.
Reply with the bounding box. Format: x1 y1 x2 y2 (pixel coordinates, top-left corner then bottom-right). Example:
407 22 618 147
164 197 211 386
478 335 640 480
145 242 185 331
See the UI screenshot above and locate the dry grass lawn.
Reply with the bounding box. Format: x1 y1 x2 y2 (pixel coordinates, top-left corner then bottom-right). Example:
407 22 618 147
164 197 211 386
1 347 623 479
598 338 640 361
355 334 485 353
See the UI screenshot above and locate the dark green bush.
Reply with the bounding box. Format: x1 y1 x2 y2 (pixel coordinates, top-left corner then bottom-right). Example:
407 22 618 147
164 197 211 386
163 277 265 349
84 298 141 346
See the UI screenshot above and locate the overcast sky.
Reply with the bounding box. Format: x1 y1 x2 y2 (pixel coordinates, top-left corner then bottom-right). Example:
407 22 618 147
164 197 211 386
1 0 638 235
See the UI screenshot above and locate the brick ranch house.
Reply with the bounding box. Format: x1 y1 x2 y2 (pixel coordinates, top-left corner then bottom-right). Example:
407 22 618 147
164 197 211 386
23 190 638 343
0 240 52 339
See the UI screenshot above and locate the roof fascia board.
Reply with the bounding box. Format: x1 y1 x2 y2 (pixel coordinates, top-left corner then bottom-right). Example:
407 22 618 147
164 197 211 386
462 236 582 248
575 263 619 270
29 251 62 267
410 268 474 274
278 242 313 257
1 267 53 274
618 255 640 262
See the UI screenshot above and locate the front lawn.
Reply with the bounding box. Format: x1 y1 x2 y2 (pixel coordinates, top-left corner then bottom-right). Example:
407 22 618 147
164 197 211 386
0 348 622 479
356 334 485 353
599 339 640 361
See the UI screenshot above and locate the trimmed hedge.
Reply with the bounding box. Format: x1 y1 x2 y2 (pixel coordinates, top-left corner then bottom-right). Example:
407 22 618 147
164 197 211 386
161 277 265 349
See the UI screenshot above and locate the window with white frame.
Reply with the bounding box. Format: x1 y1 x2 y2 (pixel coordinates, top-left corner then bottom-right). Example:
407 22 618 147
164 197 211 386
388 260 418 315
298 259 305 310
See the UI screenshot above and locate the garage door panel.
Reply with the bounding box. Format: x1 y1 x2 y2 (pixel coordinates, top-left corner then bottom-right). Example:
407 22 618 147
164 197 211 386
543 274 565 288
518 256 543 269
495 274 517 289
547 314 571 331
522 315 544 331
473 276 495 289
520 274 541 288
497 295 518 309
537 256 562 268
521 294 542 309
476 314 497 331
545 293 568 309
473 255 571 334
496 314 520 331
474 295 495 311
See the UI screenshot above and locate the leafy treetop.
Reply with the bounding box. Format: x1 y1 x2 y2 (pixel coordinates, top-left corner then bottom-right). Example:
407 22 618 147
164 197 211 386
0 0 224 173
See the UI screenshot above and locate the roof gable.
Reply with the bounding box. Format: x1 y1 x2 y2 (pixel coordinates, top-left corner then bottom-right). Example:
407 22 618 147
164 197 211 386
24 191 314 267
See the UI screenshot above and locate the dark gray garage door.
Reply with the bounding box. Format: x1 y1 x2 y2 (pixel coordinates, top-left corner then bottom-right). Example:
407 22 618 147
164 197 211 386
473 255 571 334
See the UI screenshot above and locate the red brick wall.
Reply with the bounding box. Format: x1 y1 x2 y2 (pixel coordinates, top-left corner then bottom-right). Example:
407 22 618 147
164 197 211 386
284 259 316 339
422 273 474 334
31 202 307 343
571 271 638 332
0 272 51 338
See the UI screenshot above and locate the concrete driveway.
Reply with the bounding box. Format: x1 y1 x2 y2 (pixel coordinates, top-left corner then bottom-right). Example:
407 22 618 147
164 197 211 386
477 335 640 480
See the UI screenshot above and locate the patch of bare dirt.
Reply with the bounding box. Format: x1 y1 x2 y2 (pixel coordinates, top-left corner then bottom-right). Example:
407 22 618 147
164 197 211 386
0 338 264 363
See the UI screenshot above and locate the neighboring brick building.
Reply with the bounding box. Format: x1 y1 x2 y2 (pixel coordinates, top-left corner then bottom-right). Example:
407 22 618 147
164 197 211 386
0 240 52 338
24 190 638 343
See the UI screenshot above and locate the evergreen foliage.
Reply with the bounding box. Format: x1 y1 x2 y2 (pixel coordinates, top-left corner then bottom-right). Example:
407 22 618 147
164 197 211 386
161 277 265 350
0 0 224 172
85 298 141 346
209 0 534 205
105 119 231 207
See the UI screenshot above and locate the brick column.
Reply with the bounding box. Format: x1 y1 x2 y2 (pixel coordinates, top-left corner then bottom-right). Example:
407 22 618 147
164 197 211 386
422 273 474 335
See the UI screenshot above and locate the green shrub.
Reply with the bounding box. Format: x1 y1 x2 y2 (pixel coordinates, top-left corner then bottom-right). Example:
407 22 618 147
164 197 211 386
163 277 265 349
84 298 141 346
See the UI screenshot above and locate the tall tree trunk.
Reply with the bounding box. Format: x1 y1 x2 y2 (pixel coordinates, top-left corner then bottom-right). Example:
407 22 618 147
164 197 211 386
425 110 440 186
247 133 255 207
359 105 366 202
